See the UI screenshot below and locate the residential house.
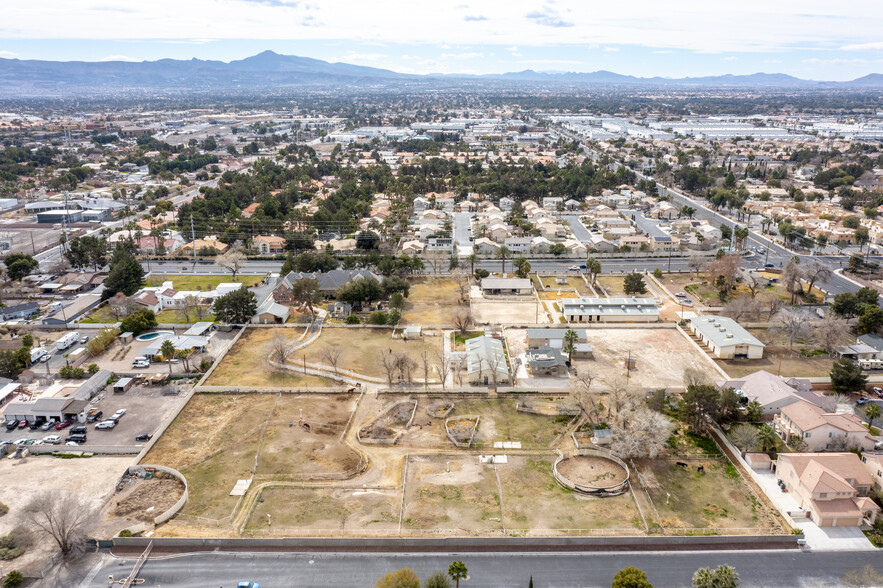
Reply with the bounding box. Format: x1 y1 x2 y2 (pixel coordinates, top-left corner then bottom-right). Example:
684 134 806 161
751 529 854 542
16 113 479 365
178 238 229 256
0 302 40 321
278 269 381 299
472 238 499 254
253 299 290 324
563 239 587 257
775 400 875 452
481 277 533 296
329 302 352 319
131 291 161 313
241 203 260 218
525 347 567 376
499 197 515 211
717 370 833 417
777 453 879 527
504 237 532 253
253 235 286 256
530 236 554 253
861 452 883 491
486 224 511 242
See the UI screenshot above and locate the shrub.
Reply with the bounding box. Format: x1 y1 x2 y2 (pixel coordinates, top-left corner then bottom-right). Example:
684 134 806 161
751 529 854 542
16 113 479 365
3 571 23 588
345 314 361 324
0 502 7 517
118 529 133 538
87 327 119 356
87 363 99 374
59 366 86 379
368 311 389 325
119 309 157 335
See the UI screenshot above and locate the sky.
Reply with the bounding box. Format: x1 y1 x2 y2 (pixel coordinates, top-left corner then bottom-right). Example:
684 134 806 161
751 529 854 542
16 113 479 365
1 1 882 80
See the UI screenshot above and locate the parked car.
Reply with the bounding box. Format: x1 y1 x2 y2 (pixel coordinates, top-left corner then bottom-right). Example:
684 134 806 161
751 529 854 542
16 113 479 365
16 420 28 429
112 409 127 419
568 265 580 271
80 336 89 344
132 356 149 368
237 583 260 588
857 397 871 406
764 263 775 268
39 354 51 363
5 420 18 431
41 419 57 431
71 426 87 435
42 436 62 445
675 292 687 298
12 439 27 445
28 419 43 430
873 387 883 398
66 434 86 444
95 420 116 430
680 299 694 307
135 434 153 442
20 439 41 446
55 420 72 431
86 411 103 423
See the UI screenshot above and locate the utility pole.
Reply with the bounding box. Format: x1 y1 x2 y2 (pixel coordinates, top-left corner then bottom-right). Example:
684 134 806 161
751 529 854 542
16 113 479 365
190 214 197 264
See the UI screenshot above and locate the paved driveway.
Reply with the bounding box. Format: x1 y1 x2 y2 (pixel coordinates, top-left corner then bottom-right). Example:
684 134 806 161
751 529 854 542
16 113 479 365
754 470 873 551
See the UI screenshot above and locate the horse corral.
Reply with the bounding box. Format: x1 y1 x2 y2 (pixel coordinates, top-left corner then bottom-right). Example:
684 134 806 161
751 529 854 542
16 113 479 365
554 450 630 496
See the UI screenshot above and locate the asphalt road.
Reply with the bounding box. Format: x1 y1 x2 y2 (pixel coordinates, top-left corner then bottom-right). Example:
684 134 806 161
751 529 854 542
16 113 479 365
90 550 880 588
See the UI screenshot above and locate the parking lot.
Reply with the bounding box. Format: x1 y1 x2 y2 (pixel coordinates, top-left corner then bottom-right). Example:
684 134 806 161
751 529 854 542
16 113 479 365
0 382 191 450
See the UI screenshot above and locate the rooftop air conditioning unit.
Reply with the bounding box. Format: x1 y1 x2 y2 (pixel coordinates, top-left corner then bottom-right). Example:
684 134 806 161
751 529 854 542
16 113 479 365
726 333 734 338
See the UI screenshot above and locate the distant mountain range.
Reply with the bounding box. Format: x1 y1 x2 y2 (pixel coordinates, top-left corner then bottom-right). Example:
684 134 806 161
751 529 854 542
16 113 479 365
1 50 881 96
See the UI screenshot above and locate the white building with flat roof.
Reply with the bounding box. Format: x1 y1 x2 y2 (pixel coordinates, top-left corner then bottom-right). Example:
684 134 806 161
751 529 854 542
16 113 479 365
689 315 764 359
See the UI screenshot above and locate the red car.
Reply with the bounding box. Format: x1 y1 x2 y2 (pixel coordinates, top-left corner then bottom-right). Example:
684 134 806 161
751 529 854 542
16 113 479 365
55 420 72 431
17 420 28 429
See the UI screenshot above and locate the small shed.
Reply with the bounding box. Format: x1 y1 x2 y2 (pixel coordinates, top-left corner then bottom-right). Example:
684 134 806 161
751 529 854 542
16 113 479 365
744 452 773 471
402 326 423 340
119 332 134 344
112 377 135 394
592 428 614 446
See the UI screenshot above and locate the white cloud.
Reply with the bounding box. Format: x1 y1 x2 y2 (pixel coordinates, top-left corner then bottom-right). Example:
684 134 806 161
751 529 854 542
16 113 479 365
507 45 522 57
602 46 619 52
0 1 880 57
0 51 19 58
722 56 737 61
338 52 386 62
440 52 483 60
652 50 673 54
519 59 580 65
99 55 139 62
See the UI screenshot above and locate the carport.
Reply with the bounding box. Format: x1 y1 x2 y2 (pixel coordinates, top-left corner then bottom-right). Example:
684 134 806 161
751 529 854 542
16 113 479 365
113 377 135 394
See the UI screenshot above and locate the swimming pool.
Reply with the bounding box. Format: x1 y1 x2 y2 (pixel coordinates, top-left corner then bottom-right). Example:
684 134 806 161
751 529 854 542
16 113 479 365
135 331 174 341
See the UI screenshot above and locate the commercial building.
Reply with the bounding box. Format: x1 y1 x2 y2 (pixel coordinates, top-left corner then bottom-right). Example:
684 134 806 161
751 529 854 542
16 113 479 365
480 277 533 296
561 297 659 323
689 315 765 359
465 336 510 386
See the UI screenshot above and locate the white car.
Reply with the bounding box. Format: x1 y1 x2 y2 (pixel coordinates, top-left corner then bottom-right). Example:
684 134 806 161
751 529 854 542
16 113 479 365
112 409 127 419
675 292 688 298
39 354 51 363
12 439 27 445
42 435 62 445
132 360 149 369
568 265 580 271
41 419 57 431
95 420 116 430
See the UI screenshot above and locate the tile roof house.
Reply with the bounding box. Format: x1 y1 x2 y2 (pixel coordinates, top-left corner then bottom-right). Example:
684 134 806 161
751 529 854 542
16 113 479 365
276 269 381 299
717 370 831 417
253 235 286 255
777 453 879 527
775 400 876 452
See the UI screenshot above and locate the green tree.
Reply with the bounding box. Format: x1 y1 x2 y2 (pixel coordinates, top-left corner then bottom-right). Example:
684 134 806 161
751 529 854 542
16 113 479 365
65 236 107 271
864 403 881 427
119 309 157 335
692 565 739 588
375 568 420 588
856 306 883 335
855 226 870 252
213 288 257 324
160 339 176 375
745 400 763 422
102 248 144 300
587 257 601 285
830 358 869 393
513 257 531 278
549 243 566 256
3 253 38 283
424 571 452 588
757 425 779 451
389 292 405 310
336 277 383 307
291 278 321 317
843 215 861 229
467 252 478 275
474 268 490 280
623 273 647 295
20 335 33 348
280 253 296 276
0 350 27 380
563 329 579 363
448 561 468 588
680 384 720 431
356 230 379 250
612 566 653 588
2 570 23 588
497 246 511 274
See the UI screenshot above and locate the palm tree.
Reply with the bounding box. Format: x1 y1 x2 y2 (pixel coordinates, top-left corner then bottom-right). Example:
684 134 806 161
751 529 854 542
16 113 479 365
562 329 579 363
865 403 881 428
757 424 779 451
497 246 511 275
467 252 478 275
160 339 176 375
448 561 468 588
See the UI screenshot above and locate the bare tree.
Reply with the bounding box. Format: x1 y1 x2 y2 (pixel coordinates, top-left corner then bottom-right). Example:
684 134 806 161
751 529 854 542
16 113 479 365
803 260 832 298
452 269 470 303
23 491 94 558
773 307 813 351
193 297 211 321
687 253 705 278
109 291 130 320
453 309 474 334
683 367 710 389
781 259 805 304
176 300 195 323
321 345 343 376
759 291 783 321
722 296 758 322
572 369 600 426
609 407 675 459
434 350 451 390
217 248 247 280
379 349 396 385
728 423 760 451
270 335 295 363
705 253 742 294
604 375 642 420
744 273 763 299
812 315 851 353
419 349 432 389
392 351 417 384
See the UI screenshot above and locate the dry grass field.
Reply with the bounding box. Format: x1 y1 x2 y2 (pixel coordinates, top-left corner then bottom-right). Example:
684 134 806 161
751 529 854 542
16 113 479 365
402 277 468 326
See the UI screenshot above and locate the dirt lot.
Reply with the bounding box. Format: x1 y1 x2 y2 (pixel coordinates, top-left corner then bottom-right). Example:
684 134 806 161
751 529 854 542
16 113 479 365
500 456 641 533
145 274 264 290
633 458 781 532
557 455 628 488
0 456 132 569
398 397 571 449
245 487 400 534
402 277 468 326
471 298 548 325
205 328 335 388
145 393 360 522
714 328 839 378
596 276 627 297
111 474 185 523
301 328 443 382
536 276 594 296
571 328 713 390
